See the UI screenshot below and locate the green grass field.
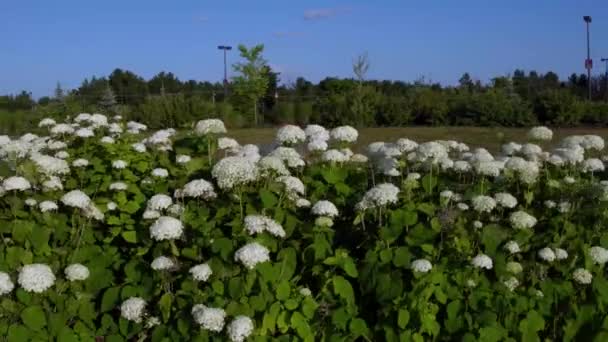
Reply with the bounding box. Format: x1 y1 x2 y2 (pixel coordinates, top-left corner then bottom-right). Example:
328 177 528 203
226 126 608 152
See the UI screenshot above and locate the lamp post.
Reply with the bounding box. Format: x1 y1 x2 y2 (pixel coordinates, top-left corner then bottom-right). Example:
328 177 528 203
602 58 608 100
217 45 232 98
584 16 592 100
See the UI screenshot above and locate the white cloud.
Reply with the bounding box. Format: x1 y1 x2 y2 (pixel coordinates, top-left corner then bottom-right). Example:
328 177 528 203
303 7 351 21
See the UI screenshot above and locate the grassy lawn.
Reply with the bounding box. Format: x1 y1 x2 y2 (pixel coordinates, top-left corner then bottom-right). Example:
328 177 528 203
227 126 608 152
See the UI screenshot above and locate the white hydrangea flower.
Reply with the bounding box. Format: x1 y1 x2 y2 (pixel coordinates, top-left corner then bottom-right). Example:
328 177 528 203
494 193 518 208
558 201 571 213
120 297 146 323
573 268 593 284
54 150 69 159
109 122 123 134
31 154 70 176
502 142 522 156
38 118 57 127
471 195 496 213
151 256 176 271
39 200 58 212
396 138 418 153
582 158 604 173
528 126 553 141
411 259 433 273
277 176 305 198
544 200 556 208
258 156 290 177
538 247 556 262
143 209 161 220
311 200 339 218
150 216 183 241
212 156 259 190
235 242 270 269
82 203 104 221
167 203 184 217
107 201 118 211
72 158 89 167
299 288 312 296
504 241 521 254
509 211 537 230
75 128 94 138
471 254 493 269
276 125 306 145
416 142 448 164
307 139 328 152
192 304 226 332
152 168 169 178
218 137 240 150
350 153 368 163
50 123 75 135
64 264 90 281
305 124 329 141
195 119 227 136
89 113 108 127
503 277 520 292
581 135 605 151
61 190 91 209
554 248 568 260
18 264 55 293
147 194 173 211
473 220 483 229
269 147 305 168
100 136 115 144
227 316 254 342
109 182 128 191
181 179 217 199
244 215 285 238
0 272 14 295
176 155 191 164
112 160 127 169
189 263 212 282
457 202 469 211
563 176 576 184
473 161 503 177
440 190 454 201
132 143 147 153
41 176 62 192
590 246 608 265
322 149 349 163
46 140 68 150
25 198 37 207
330 126 358 143
356 183 401 211
3 176 31 192
453 160 471 173
296 198 311 208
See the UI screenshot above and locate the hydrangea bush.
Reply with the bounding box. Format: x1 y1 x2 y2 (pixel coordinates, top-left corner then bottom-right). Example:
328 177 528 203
1 118 608 341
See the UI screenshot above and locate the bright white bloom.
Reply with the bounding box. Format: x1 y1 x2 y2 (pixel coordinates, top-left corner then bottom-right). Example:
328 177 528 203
112 160 127 169
277 176 305 198
212 156 259 190
143 210 161 220
582 158 605 173
149 216 183 241
73 158 89 167
473 220 483 229
471 254 493 269
269 147 305 168
31 154 70 176
39 118 56 127
296 198 311 208
350 153 368 163
573 268 593 284
453 160 472 173
89 113 108 127
74 113 92 123
151 256 176 271
547 154 564 166
590 246 608 265
75 128 94 138
308 139 328 152
109 182 128 191
554 248 568 260
47 140 68 150
411 259 433 273
299 288 312 297
276 125 306 145
311 200 339 218
471 195 496 213
416 142 448 164
192 304 226 332
305 124 329 141
132 143 147 153
502 142 522 156
189 263 212 282
227 316 254 342
503 277 520 292
40 176 61 192
107 202 117 211
538 247 556 262
218 137 240 150
504 241 521 254
176 155 191 164
127 121 148 133
54 150 69 159
25 198 37 207
182 179 217 199
396 138 418 153
82 203 104 221
18 264 55 293
258 156 290 177
167 204 184 216
244 215 285 238
563 176 576 184
528 126 553 141
494 193 518 208
195 119 226 136
581 135 605 151
509 211 537 230
235 242 270 269
233 144 261 162
554 146 585 165
108 122 123 134
356 183 400 211
544 200 556 208
152 168 169 178
558 201 571 213
61 190 91 209
50 123 75 135
147 194 173 211
39 200 58 212
322 149 349 163
100 136 115 144
330 126 358 143
120 297 146 323
440 190 454 201
457 202 469 211
474 161 503 177
64 264 90 281
0 272 14 295
3 176 31 191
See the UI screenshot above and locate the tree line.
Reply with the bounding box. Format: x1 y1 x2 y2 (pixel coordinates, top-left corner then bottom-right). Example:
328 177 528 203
2 44 608 134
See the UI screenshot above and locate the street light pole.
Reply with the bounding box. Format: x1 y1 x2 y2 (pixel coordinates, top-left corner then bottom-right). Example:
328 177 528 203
584 16 592 101
601 58 608 100
217 45 232 99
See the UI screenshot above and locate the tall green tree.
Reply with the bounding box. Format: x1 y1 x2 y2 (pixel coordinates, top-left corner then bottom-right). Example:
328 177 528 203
232 44 269 126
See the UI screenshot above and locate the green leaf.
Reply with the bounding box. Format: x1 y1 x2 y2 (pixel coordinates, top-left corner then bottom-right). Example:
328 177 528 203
421 174 437 194
481 224 508 256
261 302 281 335
21 306 47 331
276 281 290 301
260 189 278 209
284 299 299 310
277 247 297 280
101 287 121 312
393 247 411 268
349 318 369 338
159 293 172 323
333 276 355 307
57 327 79 342
301 297 318 319
7 325 30 342
398 309 410 329
211 238 233 261
121 231 137 243
479 325 508 342
519 310 545 342
212 281 224 295
291 312 312 339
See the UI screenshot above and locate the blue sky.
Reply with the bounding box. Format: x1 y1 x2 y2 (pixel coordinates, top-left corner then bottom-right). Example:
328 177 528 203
2 0 608 97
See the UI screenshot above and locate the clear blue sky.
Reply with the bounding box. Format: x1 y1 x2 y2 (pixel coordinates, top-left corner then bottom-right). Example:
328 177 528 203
2 0 608 97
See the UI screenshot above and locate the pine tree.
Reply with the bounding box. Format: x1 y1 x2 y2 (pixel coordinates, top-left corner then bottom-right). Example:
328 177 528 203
99 83 117 113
